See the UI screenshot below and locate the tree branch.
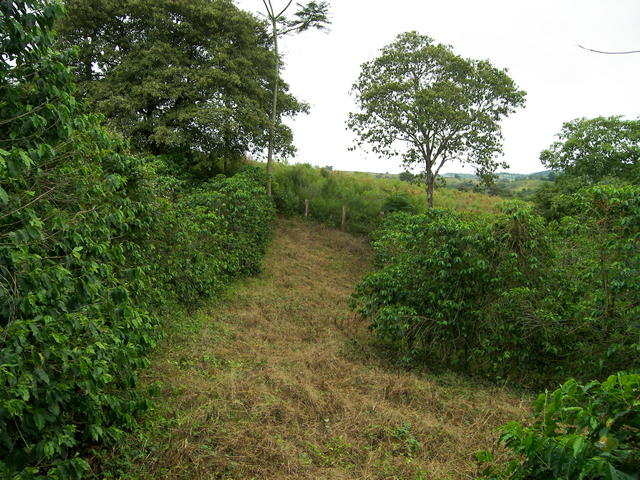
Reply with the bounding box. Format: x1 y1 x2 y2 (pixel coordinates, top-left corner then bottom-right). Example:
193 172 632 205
262 0 274 19
0 103 48 126
0 186 57 219
434 157 448 177
578 45 640 55
276 0 294 19
277 25 300 36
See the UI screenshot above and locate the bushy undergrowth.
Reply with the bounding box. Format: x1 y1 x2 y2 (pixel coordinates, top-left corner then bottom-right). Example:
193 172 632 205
271 163 500 233
352 188 640 386
480 372 640 480
0 3 273 477
140 163 274 308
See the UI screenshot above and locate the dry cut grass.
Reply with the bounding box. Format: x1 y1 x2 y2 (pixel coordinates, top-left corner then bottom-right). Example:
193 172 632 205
109 218 529 480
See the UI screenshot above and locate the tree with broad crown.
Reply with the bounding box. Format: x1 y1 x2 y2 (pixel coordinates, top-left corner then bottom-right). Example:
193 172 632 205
56 0 307 172
348 32 526 208
261 0 330 195
540 116 640 184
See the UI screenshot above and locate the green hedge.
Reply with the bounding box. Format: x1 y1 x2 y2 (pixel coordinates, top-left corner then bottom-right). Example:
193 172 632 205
0 3 274 477
351 189 640 386
140 164 274 308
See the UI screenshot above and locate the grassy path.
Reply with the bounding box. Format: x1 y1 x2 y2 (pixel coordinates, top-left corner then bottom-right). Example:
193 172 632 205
111 218 527 480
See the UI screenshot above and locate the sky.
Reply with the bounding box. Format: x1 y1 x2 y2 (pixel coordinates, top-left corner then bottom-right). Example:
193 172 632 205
236 0 640 174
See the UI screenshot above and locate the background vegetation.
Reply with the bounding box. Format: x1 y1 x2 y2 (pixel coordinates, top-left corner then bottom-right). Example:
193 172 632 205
2 0 638 478
271 162 502 233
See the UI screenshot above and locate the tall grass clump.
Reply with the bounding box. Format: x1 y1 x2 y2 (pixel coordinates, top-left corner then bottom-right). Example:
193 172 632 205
271 163 501 233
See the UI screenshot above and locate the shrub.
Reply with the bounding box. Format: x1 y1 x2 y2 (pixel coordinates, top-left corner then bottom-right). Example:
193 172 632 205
351 192 640 385
352 209 494 366
481 372 640 480
0 3 275 477
1 2 156 476
141 165 274 307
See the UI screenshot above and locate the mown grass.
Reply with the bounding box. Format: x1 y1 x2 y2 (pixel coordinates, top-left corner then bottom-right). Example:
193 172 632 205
92 218 529 480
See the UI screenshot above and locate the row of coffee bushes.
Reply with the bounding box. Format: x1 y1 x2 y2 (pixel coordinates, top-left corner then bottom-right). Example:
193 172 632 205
137 160 274 309
0 3 273 478
352 187 639 387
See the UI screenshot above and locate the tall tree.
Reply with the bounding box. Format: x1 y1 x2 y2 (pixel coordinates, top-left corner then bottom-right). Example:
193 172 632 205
540 116 640 183
261 0 330 195
348 32 526 208
57 0 306 171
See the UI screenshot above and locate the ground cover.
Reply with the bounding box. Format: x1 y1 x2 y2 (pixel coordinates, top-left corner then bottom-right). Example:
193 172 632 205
97 218 528 480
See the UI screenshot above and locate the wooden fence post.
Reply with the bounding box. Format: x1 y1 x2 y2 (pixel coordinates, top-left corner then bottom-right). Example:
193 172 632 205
304 199 309 217
341 205 346 231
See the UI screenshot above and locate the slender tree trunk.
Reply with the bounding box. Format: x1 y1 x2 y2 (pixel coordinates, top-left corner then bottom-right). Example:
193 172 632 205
425 166 434 209
266 18 279 197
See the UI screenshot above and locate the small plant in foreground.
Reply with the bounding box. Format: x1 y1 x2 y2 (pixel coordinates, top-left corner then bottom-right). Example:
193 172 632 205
479 372 640 480
390 422 422 457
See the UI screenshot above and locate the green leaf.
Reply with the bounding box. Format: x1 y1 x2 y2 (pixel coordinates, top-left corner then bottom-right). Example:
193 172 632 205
33 410 46 430
572 436 585 457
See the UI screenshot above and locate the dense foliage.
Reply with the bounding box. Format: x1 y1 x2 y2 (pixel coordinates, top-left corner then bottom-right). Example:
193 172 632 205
351 187 640 385
481 373 640 480
0 3 274 477
271 163 500 233
56 0 305 167
1 2 153 476
534 117 639 222
347 31 526 207
142 164 274 307
541 116 640 184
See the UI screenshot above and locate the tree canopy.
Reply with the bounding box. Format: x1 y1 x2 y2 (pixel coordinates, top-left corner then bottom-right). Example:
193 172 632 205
347 31 526 207
56 0 306 168
540 116 640 183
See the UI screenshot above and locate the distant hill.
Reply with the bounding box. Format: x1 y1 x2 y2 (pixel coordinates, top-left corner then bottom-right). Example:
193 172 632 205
334 169 556 199
442 170 554 181
438 170 556 199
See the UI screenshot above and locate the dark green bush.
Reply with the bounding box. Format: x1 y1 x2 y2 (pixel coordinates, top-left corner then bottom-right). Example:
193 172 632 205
553 185 640 377
0 3 275 477
352 209 494 365
480 372 640 480
351 191 640 385
142 165 274 307
1 3 156 476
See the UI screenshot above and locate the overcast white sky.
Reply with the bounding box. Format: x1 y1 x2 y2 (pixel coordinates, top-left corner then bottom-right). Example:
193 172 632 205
237 0 640 174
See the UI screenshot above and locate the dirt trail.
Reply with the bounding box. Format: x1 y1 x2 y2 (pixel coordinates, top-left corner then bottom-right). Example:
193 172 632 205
131 218 528 480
